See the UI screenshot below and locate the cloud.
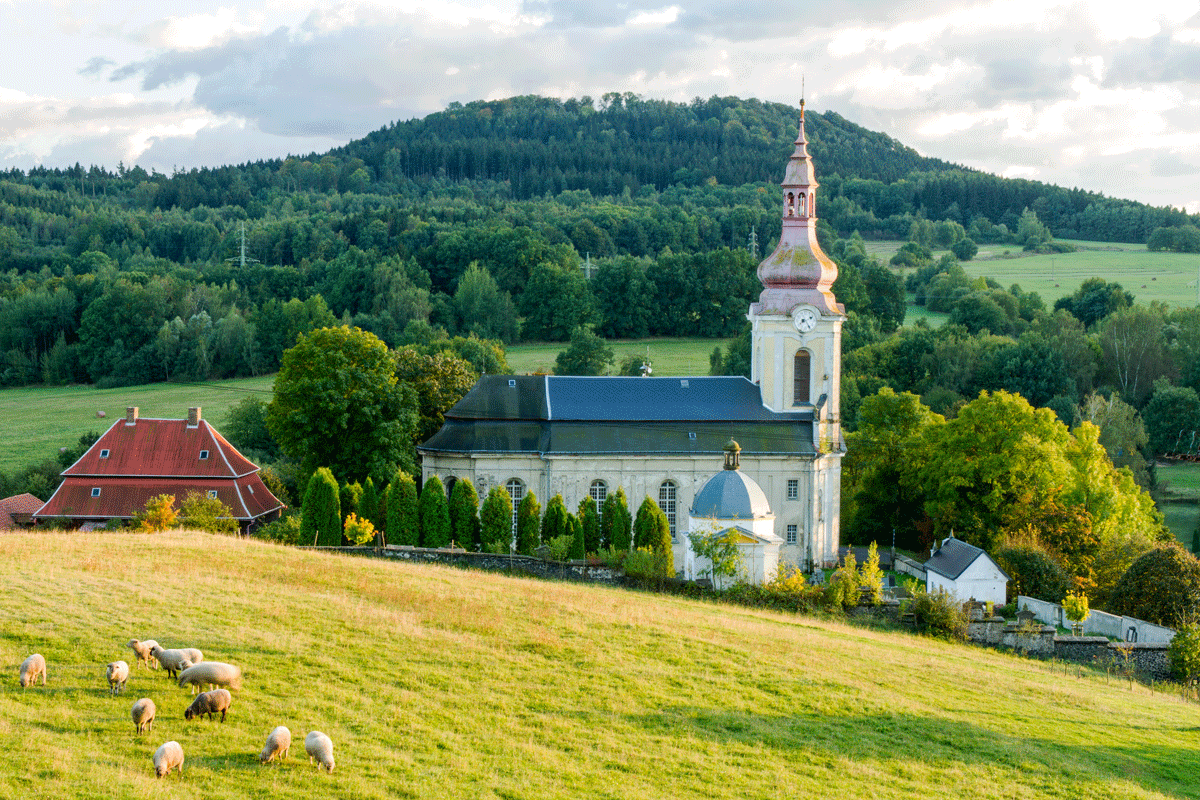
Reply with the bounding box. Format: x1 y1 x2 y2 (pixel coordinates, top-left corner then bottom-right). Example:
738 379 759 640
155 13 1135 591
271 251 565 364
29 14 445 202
78 57 116 76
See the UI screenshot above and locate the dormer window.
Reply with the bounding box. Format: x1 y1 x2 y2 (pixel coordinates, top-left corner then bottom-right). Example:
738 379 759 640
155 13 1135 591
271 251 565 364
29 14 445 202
199 450 209 460
91 488 101 497
99 449 110 459
207 490 218 499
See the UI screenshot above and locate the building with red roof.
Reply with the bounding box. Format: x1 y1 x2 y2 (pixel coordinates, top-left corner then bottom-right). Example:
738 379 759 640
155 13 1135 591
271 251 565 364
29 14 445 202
35 406 283 532
0 493 44 529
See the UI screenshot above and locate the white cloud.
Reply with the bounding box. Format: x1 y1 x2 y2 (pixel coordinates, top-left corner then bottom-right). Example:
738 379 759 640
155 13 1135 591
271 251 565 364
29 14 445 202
628 6 682 27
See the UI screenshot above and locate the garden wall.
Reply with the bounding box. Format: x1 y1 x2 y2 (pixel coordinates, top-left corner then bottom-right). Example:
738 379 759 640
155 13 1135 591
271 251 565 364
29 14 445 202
300 544 623 585
1017 595 1175 644
966 617 1172 680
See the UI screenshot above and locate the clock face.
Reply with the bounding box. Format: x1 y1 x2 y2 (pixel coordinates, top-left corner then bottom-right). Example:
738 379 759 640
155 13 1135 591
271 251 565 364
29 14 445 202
793 307 818 332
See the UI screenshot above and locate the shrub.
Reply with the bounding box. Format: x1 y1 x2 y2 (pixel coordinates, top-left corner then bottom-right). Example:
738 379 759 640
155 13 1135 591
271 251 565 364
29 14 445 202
568 514 585 560
623 547 673 589
136 494 177 533
903 588 968 640
419 476 451 548
602 488 632 552
859 542 884 605
254 513 303 545
359 477 380 530
516 491 541 555
634 496 672 558
545 533 574 563
449 478 481 551
827 551 859 609
724 565 824 614
1062 593 1090 626
343 512 376 546
577 497 601 554
480 486 513 553
1108 544 1200 628
179 491 238 535
541 494 570 546
1169 622 1200 681
300 468 341 547
995 546 1071 603
386 470 419 547
339 481 363 524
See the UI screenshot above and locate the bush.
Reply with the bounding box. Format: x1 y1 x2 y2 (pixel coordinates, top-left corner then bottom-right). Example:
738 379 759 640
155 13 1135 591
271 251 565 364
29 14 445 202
300 467 341 547
859 542 884 605
1108 544 1200 628
995 546 1071 603
480 486 513 553
545 533 574 563
827 551 859 609
903 588 968 640
1169 622 1200 681
622 546 673 587
449 478 481 550
724 565 824 614
343 512 376 546
254 513 303 545
386 470 419 547
179 491 238 535
516 491 541 555
419 476 451 548
135 494 177 533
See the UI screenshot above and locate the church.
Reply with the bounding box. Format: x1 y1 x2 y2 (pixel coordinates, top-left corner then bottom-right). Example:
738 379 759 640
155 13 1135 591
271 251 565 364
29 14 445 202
419 101 845 573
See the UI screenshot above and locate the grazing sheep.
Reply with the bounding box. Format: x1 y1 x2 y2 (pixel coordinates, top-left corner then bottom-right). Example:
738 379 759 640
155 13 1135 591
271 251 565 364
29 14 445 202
305 731 335 773
19 654 46 689
260 726 292 764
106 660 130 695
150 646 203 678
127 639 160 669
184 688 232 722
153 741 184 778
132 698 156 734
177 661 242 694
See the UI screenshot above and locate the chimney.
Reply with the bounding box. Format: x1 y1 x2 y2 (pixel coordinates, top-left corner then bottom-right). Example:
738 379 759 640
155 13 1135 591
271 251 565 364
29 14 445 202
187 407 201 427
125 407 139 425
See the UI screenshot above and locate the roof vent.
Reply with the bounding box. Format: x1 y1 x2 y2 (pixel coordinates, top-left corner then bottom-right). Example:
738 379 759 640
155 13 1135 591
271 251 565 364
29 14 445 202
680 379 689 388
688 432 696 440
508 379 517 387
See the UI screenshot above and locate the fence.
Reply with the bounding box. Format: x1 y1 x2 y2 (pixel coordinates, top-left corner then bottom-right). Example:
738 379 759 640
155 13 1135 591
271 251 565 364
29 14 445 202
1017 595 1175 644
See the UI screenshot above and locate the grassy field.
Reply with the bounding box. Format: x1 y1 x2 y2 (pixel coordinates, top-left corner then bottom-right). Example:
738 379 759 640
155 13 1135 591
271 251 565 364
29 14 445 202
505 337 727 377
1159 461 1200 501
0 377 275 475
3 532 1199 799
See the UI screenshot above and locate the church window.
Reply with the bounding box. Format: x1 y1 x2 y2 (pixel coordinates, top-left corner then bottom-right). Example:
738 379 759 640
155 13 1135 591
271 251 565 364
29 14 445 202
787 479 798 501
506 478 524 536
786 524 798 544
798 193 806 216
658 481 677 540
589 480 607 515
786 192 795 217
793 351 811 405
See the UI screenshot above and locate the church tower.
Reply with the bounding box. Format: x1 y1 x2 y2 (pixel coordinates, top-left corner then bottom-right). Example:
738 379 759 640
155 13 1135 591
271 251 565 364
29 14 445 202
749 100 845 567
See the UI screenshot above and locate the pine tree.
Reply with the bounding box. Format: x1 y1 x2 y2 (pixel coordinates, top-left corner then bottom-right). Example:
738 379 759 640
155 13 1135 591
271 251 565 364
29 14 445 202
516 491 541 555
386 470 419 547
577 496 601 555
481 485 514 552
419 475 451 548
568 513 586 560
541 494 570 546
300 468 341 547
449 478 481 551
602 487 632 552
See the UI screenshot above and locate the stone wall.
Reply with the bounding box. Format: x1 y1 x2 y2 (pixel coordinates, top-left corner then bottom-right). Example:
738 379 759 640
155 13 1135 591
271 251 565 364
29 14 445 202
1017 595 1175 644
966 617 1172 680
300 544 623 585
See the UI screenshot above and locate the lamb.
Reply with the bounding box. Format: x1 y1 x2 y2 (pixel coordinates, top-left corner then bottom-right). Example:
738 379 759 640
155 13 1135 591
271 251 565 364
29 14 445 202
150 646 203 678
184 688 232 722
19 654 46 689
305 731 335 773
260 726 292 764
126 639 160 669
106 660 130 694
153 741 184 778
132 698 156 734
177 661 242 694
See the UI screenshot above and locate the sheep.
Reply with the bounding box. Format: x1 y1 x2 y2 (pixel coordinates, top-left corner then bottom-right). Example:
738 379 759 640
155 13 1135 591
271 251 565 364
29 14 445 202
106 660 130 695
150 646 203 678
126 639 160 670
177 661 241 694
305 731 335 773
132 698 156 734
153 741 184 778
184 688 232 722
19 654 46 689
260 726 292 764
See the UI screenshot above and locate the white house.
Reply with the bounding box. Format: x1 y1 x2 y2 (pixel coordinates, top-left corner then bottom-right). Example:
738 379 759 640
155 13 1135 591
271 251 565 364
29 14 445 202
923 536 1009 606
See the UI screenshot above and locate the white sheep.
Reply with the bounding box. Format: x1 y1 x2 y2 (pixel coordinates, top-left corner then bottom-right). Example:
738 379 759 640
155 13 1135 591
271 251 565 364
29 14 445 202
153 741 184 778
260 726 292 764
305 731 335 773
106 660 130 695
150 646 203 678
126 639 160 669
177 661 242 694
19 654 46 689
132 698 156 734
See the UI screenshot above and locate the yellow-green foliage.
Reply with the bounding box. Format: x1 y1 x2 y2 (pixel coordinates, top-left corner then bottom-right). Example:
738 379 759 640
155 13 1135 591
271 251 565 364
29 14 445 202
179 491 237 535
135 493 177 533
343 512 376 546
1062 592 1090 624
859 542 884 605
829 551 859 608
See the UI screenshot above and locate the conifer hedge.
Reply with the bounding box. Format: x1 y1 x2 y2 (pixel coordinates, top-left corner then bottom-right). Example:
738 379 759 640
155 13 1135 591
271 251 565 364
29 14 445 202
386 470 419 547
420 476 451 548
301 468 341 547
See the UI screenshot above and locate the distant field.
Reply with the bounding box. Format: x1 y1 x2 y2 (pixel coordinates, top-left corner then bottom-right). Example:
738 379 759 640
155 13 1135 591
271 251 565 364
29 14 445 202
0 377 275 475
1164 502 1199 548
506 337 728 377
1159 461 1200 501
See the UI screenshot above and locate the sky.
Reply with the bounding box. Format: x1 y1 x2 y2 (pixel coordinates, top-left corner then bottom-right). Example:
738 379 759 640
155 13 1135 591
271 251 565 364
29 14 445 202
1 0 1198 212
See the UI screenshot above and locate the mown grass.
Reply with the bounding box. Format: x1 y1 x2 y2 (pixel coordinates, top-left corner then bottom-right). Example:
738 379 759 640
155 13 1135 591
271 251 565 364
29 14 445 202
3 532 1200 799
0 377 276 475
1159 461 1200 500
505 337 728 377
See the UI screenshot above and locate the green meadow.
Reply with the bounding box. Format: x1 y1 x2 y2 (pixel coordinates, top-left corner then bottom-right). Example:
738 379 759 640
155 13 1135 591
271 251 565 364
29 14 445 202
504 337 727 377
4 532 1200 799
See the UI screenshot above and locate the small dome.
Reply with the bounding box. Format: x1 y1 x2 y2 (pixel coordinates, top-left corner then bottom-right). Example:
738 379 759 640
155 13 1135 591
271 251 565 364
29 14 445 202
690 469 772 520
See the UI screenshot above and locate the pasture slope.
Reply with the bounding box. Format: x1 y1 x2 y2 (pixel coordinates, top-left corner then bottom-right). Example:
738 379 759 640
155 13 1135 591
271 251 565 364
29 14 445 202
2 531 1198 799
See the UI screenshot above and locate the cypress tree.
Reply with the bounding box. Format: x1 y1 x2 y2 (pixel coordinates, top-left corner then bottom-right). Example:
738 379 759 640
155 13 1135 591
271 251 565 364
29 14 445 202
449 478 481 551
634 495 669 552
578 497 601 555
359 477 380 529
339 481 363 522
386 470 419 547
300 468 341 547
420 475 451 548
481 485 513 552
602 487 632 552
516 491 541 555
568 513 586 560
541 494 569 546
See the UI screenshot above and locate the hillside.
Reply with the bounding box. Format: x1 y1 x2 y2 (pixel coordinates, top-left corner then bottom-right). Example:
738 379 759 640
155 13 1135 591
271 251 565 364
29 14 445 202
3 531 1198 799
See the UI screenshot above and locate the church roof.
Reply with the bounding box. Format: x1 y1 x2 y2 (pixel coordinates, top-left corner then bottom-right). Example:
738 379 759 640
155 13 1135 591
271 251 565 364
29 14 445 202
690 469 773 520
420 375 817 457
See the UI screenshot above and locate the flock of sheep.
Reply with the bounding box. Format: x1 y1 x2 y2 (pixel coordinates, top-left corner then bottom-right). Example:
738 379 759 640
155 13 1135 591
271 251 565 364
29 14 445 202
17 638 336 778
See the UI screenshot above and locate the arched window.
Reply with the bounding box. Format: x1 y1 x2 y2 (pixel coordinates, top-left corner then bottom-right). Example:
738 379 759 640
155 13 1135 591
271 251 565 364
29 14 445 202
444 476 458 497
794 351 811 405
589 480 607 516
658 480 677 540
786 192 795 217
506 478 524 537
798 193 806 216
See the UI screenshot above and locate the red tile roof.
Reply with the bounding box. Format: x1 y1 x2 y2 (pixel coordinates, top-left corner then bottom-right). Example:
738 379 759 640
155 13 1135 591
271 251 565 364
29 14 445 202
36 476 281 521
64 418 258 478
0 493 43 529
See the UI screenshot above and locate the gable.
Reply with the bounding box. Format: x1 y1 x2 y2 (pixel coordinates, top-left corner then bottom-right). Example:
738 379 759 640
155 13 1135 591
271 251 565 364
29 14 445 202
65 419 258 478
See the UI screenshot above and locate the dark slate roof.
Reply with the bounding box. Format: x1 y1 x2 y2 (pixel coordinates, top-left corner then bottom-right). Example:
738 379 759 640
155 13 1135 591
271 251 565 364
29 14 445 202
924 538 1009 581
421 375 816 456
690 470 772 520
